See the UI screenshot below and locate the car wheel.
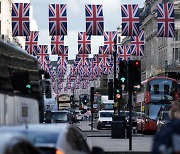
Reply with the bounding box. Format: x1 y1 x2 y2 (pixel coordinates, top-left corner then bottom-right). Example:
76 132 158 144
97 125 101 130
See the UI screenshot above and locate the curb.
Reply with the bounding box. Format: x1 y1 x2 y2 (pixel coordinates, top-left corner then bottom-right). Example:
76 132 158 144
105 152 151 154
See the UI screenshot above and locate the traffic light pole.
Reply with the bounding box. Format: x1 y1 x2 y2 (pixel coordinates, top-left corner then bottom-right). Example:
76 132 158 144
90 87 94 132
113 40 117 113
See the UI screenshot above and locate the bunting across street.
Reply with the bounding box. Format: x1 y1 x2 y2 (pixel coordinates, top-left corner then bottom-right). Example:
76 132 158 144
9 1 178 96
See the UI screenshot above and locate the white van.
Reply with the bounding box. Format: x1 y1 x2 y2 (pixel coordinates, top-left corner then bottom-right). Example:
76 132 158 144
97 110 114 130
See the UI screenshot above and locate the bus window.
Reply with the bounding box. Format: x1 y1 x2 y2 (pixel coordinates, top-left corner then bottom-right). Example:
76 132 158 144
153 85 159 94
164 85 170 94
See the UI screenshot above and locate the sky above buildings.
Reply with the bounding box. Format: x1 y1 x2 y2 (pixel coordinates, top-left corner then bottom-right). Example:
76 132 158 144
14 0 145 60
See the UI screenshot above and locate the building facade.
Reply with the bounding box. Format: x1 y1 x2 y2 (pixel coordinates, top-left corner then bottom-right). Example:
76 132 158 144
140 0 180 82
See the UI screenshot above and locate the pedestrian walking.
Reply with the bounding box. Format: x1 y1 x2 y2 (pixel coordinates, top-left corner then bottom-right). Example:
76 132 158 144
152 101 180 154
87 109 91 122
83 110 88 121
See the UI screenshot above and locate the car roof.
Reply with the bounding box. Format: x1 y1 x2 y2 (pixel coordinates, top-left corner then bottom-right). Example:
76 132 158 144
0 123 69 133
51 110 70 113
99 110 114 113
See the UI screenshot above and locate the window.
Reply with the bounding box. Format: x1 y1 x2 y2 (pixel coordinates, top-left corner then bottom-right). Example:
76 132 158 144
173 48 180 60
0 2 1 14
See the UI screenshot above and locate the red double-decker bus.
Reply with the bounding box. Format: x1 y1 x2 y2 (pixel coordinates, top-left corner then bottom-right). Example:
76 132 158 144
136 76 178 133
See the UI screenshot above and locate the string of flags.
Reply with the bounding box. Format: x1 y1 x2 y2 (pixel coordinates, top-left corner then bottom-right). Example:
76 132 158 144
12 2 175 93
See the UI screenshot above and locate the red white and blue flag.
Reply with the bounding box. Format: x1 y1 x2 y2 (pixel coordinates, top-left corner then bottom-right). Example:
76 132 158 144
93 54 103 77
12 3 30 36
103 58 112 75
104 31 117 55
57 47 68 68
36 45 49 67
76 54 89 66
51 35 64 55
25 31 39 56
98 46 110 67
119 45 131 61
49 4 67 35
131 30 144 56
78 32 91 54
85 5 104 35
121 4 139 36
157 3 175 37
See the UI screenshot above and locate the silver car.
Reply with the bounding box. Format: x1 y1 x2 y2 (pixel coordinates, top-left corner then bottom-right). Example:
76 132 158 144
0 123 104 154
0 132 41 154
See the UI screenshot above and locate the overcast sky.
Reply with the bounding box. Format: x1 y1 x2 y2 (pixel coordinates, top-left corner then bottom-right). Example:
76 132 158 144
14 0 145 60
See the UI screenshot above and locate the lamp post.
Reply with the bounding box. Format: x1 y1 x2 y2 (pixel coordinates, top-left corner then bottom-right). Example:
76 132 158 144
113 40 117 112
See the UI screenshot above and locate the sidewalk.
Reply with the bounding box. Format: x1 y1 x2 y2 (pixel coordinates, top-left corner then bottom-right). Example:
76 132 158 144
76 121 153 153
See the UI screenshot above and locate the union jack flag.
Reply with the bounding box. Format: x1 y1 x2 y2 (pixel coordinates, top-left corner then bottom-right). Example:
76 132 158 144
119 45 131 61
51 36 64 55
104 31 117 55
121 4 139 36
76 54 89 66
12 3 30 36
69 66 76 79
78 32 91 54
66 82 71 89
49 4 67 35
85 5 104 35
93 54 103 77
81 81 88 89
88 58 97 81
58 82 63 90
57 54 68 68
25 31 39 56
75 82 80 89
57 48 68 75
98 46 111 67
110 54 119 71
157 3 175 37
36 45 49 67
103 58 112 75
131 30 144 56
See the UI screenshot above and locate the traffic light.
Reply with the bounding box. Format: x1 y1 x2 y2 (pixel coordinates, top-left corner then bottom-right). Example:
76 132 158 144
114 78 121 101
10 71 30 93
128 60 141 91
83 95 88 105
119 60 127 91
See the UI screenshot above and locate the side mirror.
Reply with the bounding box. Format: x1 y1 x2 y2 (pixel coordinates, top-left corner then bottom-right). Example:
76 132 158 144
91 146 104 154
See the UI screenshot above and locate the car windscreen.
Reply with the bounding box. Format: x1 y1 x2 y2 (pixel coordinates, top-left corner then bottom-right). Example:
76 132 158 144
25 131 59 144
100 112 113 117
51 112 68 121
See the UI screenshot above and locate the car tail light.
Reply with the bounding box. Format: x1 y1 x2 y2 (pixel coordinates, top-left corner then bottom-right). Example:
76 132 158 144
145 118 150 124
56 149 64 154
